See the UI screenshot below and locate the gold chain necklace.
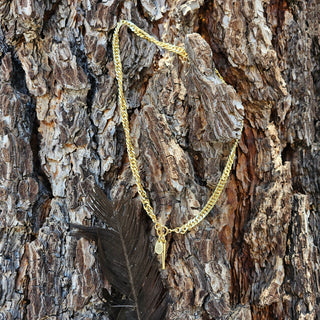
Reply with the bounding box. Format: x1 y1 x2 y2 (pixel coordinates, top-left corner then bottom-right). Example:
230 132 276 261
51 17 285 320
112 20 242 269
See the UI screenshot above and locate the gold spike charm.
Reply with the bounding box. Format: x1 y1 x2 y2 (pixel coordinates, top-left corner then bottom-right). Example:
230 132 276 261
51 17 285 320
161 238 166 269
155 224 168 269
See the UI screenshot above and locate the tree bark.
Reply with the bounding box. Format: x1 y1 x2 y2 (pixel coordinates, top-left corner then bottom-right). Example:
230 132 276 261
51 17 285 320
0 0 319 319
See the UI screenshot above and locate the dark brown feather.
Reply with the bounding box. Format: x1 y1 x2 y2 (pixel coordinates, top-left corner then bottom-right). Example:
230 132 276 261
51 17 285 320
70 186 168 320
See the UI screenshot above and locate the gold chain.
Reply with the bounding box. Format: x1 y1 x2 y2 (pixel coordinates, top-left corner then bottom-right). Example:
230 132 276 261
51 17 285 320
112 20 242 268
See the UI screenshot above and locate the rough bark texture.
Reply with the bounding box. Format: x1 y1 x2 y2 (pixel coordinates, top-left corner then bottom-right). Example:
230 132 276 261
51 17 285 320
0 0 319 319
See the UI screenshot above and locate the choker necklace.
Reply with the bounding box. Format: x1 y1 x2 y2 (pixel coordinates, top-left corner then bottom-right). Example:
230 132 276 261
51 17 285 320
112 20 243 269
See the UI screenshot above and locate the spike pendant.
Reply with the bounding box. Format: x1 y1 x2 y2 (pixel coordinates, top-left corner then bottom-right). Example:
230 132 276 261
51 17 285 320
155 238 166 269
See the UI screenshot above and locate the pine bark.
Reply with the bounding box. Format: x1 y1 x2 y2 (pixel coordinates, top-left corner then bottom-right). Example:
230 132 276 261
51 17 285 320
0 0 319 319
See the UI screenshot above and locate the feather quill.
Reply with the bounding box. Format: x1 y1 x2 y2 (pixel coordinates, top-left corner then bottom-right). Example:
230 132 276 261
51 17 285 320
70 186 168 320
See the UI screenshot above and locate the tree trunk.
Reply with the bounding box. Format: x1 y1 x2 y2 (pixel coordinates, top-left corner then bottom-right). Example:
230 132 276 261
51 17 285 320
0 0 319 319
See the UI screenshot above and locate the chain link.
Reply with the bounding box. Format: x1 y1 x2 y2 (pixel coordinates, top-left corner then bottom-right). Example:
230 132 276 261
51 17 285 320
112 20 243 235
